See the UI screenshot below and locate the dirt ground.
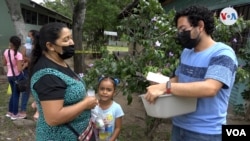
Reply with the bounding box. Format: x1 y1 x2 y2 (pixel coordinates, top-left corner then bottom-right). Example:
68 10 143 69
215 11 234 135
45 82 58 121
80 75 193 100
0 83 250 141
115 93 250 141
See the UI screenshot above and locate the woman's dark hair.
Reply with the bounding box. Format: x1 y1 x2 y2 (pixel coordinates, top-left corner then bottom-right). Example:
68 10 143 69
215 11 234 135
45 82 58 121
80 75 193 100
174 5 215 35
9 36 21 56
29 29 39 45
29 22 68 74
29 30 39 38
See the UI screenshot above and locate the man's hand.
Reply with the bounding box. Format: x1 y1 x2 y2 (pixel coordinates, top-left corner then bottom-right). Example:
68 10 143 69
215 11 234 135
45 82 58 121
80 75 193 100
144 83 166 104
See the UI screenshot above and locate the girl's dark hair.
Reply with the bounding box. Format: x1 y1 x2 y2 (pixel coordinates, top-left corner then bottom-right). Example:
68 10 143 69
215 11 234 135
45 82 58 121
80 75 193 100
98 75 120 90
174 5 215 35
29 22 67 74
9 36 21 56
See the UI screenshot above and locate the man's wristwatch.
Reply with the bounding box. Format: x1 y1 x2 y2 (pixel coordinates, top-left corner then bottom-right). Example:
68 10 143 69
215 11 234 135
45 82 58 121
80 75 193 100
166 81 171 94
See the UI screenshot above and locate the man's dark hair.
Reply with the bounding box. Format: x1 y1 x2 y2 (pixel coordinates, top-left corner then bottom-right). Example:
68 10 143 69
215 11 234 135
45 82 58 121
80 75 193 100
174 5 215 35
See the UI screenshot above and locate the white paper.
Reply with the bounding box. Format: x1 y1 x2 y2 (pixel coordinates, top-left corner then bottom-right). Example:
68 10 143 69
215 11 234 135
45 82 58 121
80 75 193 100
146 72 169 83
87 89 95 96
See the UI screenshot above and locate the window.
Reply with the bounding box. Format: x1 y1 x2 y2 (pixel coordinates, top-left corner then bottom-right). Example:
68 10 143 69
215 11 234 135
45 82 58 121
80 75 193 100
38 14 48 25
21 8 37 24
49 17 55 22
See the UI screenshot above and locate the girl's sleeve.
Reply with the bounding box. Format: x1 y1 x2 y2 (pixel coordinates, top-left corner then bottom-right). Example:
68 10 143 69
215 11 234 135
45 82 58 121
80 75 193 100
115 104 124 118
16 52 23 60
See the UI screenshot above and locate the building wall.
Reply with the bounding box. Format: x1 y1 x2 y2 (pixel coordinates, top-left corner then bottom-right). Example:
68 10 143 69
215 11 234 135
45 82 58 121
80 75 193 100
0 0 71 50
0 0 72 75
0 0 16 50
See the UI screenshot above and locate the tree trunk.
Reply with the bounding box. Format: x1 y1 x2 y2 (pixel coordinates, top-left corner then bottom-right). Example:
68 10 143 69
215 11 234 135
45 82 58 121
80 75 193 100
5 0 27 44
72 0 87 74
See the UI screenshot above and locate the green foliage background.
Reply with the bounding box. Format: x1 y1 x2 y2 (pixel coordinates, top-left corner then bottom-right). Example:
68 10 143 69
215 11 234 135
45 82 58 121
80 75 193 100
84 0 250 114
42 0 250 118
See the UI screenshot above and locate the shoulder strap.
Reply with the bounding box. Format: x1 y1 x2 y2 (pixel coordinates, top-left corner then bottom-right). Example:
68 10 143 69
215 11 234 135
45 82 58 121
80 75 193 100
65 123 80 137
8 49 17 79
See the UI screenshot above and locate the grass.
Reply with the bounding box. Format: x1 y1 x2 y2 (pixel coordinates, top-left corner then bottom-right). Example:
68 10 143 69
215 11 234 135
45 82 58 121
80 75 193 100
119 125 146 141
0 83 36 141
0 83 11 116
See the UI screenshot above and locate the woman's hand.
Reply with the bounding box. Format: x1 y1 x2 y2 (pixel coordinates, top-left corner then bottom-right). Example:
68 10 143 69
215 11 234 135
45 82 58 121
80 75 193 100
41 97 98 126
83 96 99 109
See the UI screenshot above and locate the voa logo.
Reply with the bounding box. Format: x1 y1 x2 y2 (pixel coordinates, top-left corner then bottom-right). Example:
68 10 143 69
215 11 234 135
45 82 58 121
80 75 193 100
226 129 247 136
220 7 238 25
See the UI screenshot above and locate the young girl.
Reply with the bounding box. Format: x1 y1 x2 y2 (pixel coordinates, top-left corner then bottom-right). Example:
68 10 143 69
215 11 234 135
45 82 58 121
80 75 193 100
92 76 124 141
3 36 28 120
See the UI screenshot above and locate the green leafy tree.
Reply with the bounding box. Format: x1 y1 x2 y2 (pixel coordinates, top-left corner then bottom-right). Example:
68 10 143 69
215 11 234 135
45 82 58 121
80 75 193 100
42 0 73 18
84 0 250 138
84 1 180 139
84 0 180 103
42 0 131 72
213 17 250 118
83 0 131 52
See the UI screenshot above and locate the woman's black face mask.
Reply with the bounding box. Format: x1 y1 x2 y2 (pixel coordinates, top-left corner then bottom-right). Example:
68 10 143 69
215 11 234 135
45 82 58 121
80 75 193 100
58 45 75 59
176 30 201 49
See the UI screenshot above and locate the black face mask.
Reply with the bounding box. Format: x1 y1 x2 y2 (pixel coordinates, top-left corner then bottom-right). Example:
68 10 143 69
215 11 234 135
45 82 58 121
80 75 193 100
58 45 75 59
176 30 200 49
